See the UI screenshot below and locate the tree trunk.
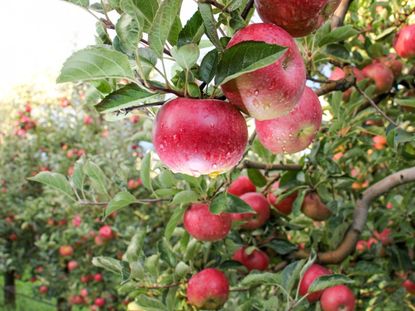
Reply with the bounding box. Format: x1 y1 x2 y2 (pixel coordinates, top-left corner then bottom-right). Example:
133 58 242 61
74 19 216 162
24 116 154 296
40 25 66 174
4 270 16 309
57 297 72 311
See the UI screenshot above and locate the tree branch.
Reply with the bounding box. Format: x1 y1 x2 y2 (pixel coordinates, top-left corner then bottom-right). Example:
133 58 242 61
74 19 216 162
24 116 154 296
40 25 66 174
315 74 355 96
241 0 254 20
243 160 303 171
331 0 353 29
294 167 415 264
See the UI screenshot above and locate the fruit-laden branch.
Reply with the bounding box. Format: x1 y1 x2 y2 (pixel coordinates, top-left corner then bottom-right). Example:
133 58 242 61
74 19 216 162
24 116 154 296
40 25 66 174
331 0 353 28
243 160 303 171
295 166 415 264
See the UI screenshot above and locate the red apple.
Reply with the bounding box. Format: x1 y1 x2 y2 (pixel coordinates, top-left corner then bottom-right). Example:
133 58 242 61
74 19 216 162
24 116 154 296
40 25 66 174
232 192 270 229
330 67 365 100
301 192 331 221
267 182 297 215
80 288 88 297
83 115 93 125
227 176 256 197
255 0 341 37
232 247 269 271
183 203 232 241
153 98 248 176
94 273 103 282
376 54 403 78
320 285 355 311
70 295 85 305
130 115 140 124
94 297 106 307
403 279 415 295
59 245 74 257
80 275 91 283
99 225 114 240
221 23 306 120
39 285 48 294
373 228 392 246
362 63 394 93
299 264 332 302
67 260 78 271
255 87 322 154
187 268 229 310
356 240 367 253
394 24 415 58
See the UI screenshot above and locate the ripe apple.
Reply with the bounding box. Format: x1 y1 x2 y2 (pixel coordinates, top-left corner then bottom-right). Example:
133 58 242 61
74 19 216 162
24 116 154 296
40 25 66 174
402 279 415 295
362 63 394 93
183 203 232 241
127 179 141 190
80 288 88 297
94 273 104 282
376 54 403 78
356 240 367 253
39 285 48 294
227 176 256 197
153 98 248 176
301 192 331 221
80 275 91 283
330 67 365 100
267 181 297 215
99 225 114 240
232 247 269 271
320 285 356 311
255 87 322 154
221 23 306 120
373 228 392 246
372 135 387 150
255 0 341 37
59 245 74 257
394 24 415 58
83 115 93 125
67 260 78 271
70 295 85 305
187 268 229 310
94 297 106 307
299 264 332 302
232 192 270 229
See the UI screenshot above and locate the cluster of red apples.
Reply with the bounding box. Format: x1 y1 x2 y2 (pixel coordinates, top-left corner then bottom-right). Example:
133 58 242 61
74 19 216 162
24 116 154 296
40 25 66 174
152 1 346 177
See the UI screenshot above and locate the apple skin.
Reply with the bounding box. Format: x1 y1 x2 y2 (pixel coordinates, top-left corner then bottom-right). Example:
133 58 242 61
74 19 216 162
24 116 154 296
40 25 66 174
267 181 297 215
394 24 415 58
232 247 269 271
299 264 332 302
301 192 332 221
94 297 106 307
320 285 356 311
99 225 114 240
94 273 104 282
221 23 306 121
255 87 322 154
255 0 341 37
402 279 415 295
330 67 365 100
227 176 256 197
376 54 403 78
39 285 48 294
187 268 229 310
362 63 394 93
232 192 271 229
183 203 232 241
153 98 248 176
67 260 78 271
59 245 74 257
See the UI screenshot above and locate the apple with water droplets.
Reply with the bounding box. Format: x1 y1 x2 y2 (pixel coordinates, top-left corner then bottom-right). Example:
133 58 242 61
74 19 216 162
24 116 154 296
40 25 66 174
187 268 229 310
153 98 248 176
227 176 256 197
394 24 415 58
299 264 332 302
255 0 341 37
221 23 306 121
320 285 356 311
232 247 269 271
184 203 232 241
232 192 270 229
256 87 322 154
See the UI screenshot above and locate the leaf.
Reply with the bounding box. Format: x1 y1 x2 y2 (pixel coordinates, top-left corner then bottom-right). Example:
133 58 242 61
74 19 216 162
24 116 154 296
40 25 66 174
308 274 354 293
178 11 204 47
265 240 298 255
215 41 287 85
165 206 186 240
64 0 89 8
317 25 358 46
172 190 198 205
396 98 415 108
57 46 134 83
120 0 158 32
95 83 157 113
281 260 305 294
115 13 141 53
125 229 146 262
135 295 167 311
84 161 109 197
105 191 136 218
241 272 281 286
140 152 152 190
198 3 223 52
210 192 253 214
148 0 183 57
199 49 219 84
71 158 85 190
92 256 124 274
292 189 306 217
171 44 200 70
158 238 176 267
247 169 267 187
28 172 75 201
137 47 158 78
168 17 183 46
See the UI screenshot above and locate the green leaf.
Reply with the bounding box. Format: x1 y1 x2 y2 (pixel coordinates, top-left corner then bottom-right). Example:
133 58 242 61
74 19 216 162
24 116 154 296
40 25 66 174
165 206 186 240
172 190 199 205
215 41 287 85
95 83 157 113
125 229 146 262
148 0 183 57
105 191 136 218
92 256 124 274
28 172 75 201
292 189 306 217
265 240 298 255
199 49 219 84
84 161 109 197
158 238 176 267
115 13 141 53
171 44 200 70
318 25 358 47
198 3 223 52
137 47 158 78
120 0 158 32
396 98 415 108
178 11 204 47
64 0 89 8
281 260 305 294
168 17 183 46
241 272 281 286
71 158 85 190
57 46 134 83
210 192 253 214
247 169 267 187
135 295 167 311
140 152 152 190
308 274 354 293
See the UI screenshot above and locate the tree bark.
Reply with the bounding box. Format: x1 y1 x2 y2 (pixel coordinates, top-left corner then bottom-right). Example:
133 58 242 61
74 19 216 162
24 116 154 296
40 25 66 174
4 270 16 309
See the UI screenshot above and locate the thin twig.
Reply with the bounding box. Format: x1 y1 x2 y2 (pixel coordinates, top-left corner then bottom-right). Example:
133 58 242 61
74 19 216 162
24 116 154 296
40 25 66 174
243 160 303 171
241 0 254 20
